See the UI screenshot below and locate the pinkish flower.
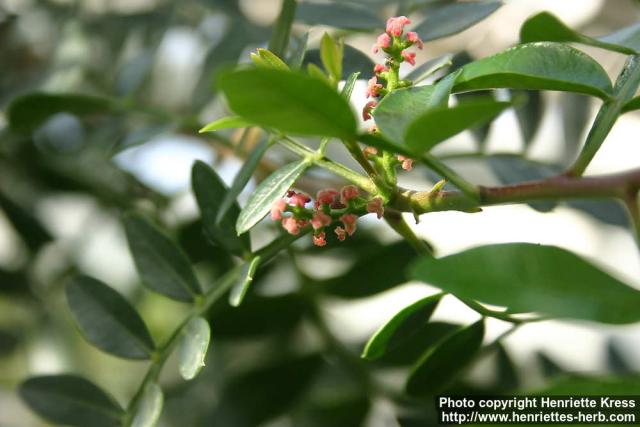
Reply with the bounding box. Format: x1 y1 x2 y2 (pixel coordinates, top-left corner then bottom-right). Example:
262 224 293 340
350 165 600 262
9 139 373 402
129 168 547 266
316 188 339 206
282 217 300 235
397 155 413 171
366 197 384 219
363 146 379 157
368 124 378 134
313 232 327 247
289 191 311 207
340 214 358 236
386 16 411 37
401 50 416 66
362 100 378 121
406 31 424 49
372 33 392 54
366 76 383 98
311 211 332 230
334 226 347 241
340 185 359 205
270 199 287 220
373 64 388 74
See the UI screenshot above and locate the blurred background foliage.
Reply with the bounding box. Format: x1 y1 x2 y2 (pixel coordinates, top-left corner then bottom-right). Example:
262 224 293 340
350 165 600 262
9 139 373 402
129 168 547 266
1 0 640 426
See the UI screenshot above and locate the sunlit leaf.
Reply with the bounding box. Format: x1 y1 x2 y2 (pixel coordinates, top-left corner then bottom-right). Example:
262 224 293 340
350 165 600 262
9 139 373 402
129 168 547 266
199 116 252 133
178 317 211 381
411 243 640 324
131 383 163 427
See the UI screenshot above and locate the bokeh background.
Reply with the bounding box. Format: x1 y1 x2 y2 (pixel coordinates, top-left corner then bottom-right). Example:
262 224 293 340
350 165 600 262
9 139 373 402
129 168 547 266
2 0 640 425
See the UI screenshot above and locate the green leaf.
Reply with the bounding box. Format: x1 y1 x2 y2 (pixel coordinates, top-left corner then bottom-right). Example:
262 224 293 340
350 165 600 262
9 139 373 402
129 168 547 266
405 98 512 153
124 214 203 302
362 294 442 360
405 53 454 84
320 240 419 298
268 0 296 58
216 138 273 225
178 317 211 381
199 116 252 133
66 276 155 359
191 161 251 255
20 375 124 427
406 320 485 396
412 1 502 42
560 92 591 158
295 2 384 30
289 31 310 70
7 92 114 133
320 33 343 84
0 192 52 252
520 12 640 55
622 96 640 113
229 256 262 307
453 42 613 99
606 338 634 375
250 48 290 71
513 90 543 147
236 159 310 235
372 85 437 145
219 68 357 138
340 72 360 100
411 243 640 324
131 383 163 427
305 44 375 80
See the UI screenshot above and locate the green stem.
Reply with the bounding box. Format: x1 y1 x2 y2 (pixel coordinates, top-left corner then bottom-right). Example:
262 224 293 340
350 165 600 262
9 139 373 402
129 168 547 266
383 210 433 256
568 55 640 177
421 152 480 201
268 0 297 58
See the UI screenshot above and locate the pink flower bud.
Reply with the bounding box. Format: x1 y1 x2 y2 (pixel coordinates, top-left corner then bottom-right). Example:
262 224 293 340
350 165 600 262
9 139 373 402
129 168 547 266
373 64 388 74
340 214 358 236
340 185 359 205
386 16 411 37
406 31 424 49
401 50 416 66
316 188 339 206
397 155 413 171
368 124 378 134
366 197 384 219
363 146 379 157
362 100 378 121
311 211 332 230
282 217 300 235
289 191 311 207
372 33 392 54
334 226 347 241
270 199 287 220
313 232 327 247
366 76 383 98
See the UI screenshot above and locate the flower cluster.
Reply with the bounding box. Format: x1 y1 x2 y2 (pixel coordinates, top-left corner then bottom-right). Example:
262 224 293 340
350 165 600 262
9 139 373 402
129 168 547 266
362 146 413 172
270 186 385 246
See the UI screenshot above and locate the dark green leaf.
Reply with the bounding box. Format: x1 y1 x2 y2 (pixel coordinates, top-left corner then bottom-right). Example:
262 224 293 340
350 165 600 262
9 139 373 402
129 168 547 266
217 138 272 225
536 352 566 379
411 243 640 324
319 240 419 298
20 375 124 427
66 276 155 359
406 320 485 396
405 98 512 153
513 90 543 147
269 0 296 58
412 1 502 42
214 354 323 427
7 92 114 133
124 214 202 302
520 12 640 55
0 192 52 252
130 383 163 427
295 2 384 30
495 344 519 392
606 339 634 375
453 42 613 99
405 53 454 84
178 317 211 381
229 256 262 307
236 159 310 235
219 68 357 138
560 93 591 158
0 329 19 356
362 294 441 360
199 116 252 133
191 161 250 255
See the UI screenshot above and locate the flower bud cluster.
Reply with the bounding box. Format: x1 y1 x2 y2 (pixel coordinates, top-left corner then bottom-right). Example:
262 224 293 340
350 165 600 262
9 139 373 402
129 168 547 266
270 186 385 246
